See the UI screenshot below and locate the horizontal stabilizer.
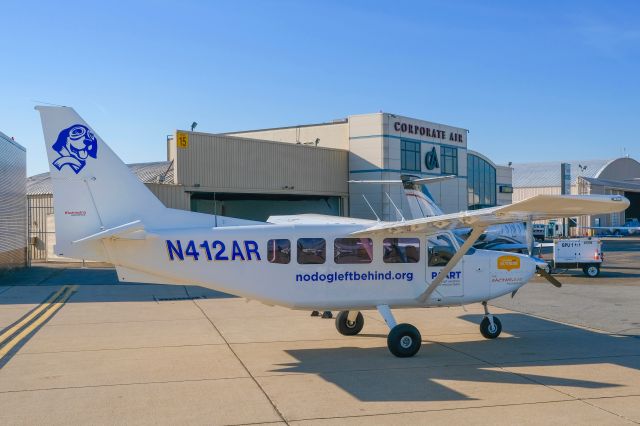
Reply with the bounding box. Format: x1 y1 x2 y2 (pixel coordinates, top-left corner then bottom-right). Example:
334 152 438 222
72 220 145 244
351 195 629 236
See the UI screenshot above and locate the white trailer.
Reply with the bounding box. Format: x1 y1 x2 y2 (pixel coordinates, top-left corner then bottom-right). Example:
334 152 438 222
551 237 603 277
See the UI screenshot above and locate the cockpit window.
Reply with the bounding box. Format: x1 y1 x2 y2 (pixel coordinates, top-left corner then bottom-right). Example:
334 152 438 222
383 238 420 263
454 234 476 255
428 234 457 267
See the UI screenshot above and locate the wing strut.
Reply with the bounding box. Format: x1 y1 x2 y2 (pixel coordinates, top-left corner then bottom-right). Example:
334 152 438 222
417 226 486 304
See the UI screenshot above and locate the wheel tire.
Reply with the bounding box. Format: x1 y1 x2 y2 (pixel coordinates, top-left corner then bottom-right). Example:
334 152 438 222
583 265 600 277
387 323 422 357
480 316 502 339
335 311 364 336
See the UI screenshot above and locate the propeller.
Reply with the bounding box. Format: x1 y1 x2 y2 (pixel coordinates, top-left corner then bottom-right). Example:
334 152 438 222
536 267 562 288
526 218 562 289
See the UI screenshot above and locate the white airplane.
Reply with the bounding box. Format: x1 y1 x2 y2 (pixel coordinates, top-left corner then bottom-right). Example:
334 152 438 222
350 175 532 250
580 219 640 236
37 106 629 357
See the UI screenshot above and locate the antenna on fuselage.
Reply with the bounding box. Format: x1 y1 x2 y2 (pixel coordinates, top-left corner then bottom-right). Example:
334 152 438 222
362 195 381 222
385 192 405 222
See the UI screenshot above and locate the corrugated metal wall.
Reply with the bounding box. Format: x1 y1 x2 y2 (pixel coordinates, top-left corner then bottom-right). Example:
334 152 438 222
146 183 190 210
0 135 27 268
173 133 348 196
513 186 561 203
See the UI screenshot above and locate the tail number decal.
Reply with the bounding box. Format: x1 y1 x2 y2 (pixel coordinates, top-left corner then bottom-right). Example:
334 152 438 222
166 240 261 262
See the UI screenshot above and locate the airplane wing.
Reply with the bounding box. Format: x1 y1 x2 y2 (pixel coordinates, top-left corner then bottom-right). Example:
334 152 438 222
351 194 629 236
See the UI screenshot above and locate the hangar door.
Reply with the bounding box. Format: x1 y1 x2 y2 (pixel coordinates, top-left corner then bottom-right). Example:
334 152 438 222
624 191 640 221
191 193 342 222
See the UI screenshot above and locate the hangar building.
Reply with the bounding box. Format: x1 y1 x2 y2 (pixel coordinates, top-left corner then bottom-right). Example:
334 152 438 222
27 112 512 262
513 157 640 233
0 132 27 269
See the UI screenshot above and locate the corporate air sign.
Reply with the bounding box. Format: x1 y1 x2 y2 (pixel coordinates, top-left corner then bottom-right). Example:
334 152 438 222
392 120 466 145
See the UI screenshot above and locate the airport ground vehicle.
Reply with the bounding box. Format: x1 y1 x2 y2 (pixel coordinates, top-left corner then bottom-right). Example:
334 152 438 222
532 224 546 241
549 238 603 277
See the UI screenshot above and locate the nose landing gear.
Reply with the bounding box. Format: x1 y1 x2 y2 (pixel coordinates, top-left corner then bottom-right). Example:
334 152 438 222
480 301 502 339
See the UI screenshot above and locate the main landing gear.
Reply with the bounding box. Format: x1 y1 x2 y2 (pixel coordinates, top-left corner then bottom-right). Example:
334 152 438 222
480 301 502 339
335 305 422 357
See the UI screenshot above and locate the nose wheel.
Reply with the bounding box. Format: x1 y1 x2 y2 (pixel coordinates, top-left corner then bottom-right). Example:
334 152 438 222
480 301 502 339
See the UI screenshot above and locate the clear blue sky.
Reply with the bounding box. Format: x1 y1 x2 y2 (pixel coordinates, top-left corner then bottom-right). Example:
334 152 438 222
2 0 639 175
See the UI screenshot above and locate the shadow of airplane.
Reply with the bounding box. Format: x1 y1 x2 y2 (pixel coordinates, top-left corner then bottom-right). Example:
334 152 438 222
270 313 638 402
0 265 234 304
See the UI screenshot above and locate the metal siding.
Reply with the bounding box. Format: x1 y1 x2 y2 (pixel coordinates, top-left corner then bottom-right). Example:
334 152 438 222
226 122 349 150
0 136 27 268
146 183 190 210
175 133 348 195
513 186 561 203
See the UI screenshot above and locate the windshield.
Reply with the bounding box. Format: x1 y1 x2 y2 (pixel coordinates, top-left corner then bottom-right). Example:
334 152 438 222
454 234 476 255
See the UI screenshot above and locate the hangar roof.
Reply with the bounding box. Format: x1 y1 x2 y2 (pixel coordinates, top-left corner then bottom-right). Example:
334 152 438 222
512 159 613 188
581 176 640 192
27 161 174 196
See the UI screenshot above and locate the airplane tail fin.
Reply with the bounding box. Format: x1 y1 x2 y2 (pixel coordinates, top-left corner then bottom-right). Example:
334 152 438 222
404 186 444 218
36 106 167 260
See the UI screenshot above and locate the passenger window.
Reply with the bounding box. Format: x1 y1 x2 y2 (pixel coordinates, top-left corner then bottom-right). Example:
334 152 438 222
383 238 420 263
297 238 326 264
428 234 456 267
267 239 290 264
334 238 373 264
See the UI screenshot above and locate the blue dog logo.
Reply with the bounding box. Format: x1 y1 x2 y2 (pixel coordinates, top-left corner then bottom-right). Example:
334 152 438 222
51 124 98 173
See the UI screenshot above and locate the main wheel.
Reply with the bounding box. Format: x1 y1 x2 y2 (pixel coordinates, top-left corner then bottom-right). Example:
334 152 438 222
583 264 600 277
480 316 502 339
335 311 364 335
387 323 421 357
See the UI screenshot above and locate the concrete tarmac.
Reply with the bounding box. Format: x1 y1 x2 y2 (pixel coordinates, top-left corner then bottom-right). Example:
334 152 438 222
0 238 638 425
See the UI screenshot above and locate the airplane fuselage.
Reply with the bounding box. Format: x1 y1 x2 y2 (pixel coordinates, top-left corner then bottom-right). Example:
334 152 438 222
108 223 537 310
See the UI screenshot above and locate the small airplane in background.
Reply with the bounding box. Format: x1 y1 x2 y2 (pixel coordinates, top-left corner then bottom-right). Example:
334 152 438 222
582 218 640 236
38 106 629 357
350 175 534 254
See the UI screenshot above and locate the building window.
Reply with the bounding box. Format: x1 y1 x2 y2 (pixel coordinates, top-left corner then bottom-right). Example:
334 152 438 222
297 238 326 264
383 238 420 263
334 238 373 264
441 146 458 175
267 239 290 264
401 140 420 172
467 153 496 210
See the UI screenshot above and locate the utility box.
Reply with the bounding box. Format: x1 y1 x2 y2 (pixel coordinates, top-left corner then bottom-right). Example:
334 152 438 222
551 238 603 277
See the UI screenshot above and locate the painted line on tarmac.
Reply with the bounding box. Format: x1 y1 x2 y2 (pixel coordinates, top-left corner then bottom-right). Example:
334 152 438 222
0 285 76 361
0 286 68 346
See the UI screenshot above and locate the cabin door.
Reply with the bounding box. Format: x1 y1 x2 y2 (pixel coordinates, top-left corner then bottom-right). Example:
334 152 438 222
426 233 464 297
